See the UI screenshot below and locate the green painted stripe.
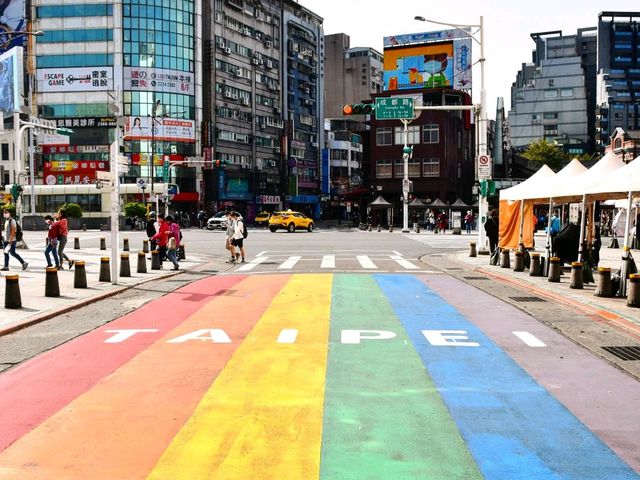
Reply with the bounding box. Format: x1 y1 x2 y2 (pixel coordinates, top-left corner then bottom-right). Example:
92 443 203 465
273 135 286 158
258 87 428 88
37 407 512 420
320 274 482 480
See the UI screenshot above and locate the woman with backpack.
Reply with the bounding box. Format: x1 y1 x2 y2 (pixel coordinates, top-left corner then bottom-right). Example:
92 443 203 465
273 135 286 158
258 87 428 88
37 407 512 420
1 208 28 271
229 211 246 263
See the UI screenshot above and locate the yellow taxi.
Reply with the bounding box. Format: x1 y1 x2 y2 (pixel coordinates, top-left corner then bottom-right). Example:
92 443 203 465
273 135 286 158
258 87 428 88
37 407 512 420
254 211 272 227
268 210 314 233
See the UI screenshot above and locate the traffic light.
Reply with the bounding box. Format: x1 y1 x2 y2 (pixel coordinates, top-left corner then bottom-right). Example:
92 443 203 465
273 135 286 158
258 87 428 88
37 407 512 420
10 184 22 202
214 159 229 168
342 103 374 115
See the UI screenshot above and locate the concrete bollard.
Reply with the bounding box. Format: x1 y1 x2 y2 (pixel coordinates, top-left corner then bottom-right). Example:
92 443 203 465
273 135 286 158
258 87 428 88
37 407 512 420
82 223 87 231
74 237 80 250
74 260 87 288
100 237 106 250
143 240 149 253
137 252 148 274
570 262 584 289
99 257 111 282
4 274 22 309
469 242 477 258
594 267 613 297
368 224 372 232
120 253 131 278
389 225 394 233
514 251 525 272
500 250 511 269
609 237 619 249
529 253 542 276
377 225 381 232
548 257 562 282
178 244 185 261
123 238 129 252
151 250 161 270
627 273 640 308
45 266 61 297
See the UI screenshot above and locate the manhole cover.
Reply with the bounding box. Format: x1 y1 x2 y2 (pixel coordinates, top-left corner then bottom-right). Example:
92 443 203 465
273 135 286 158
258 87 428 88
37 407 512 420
509 296 547 303
602 346 640 361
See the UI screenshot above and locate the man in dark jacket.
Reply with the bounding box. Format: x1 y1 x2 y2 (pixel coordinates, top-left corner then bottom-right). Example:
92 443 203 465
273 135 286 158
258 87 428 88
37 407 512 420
146 212 158 251
484 209 499 254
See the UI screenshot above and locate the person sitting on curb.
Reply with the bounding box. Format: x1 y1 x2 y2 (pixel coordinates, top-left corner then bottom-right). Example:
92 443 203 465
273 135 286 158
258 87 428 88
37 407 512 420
2 208 28 271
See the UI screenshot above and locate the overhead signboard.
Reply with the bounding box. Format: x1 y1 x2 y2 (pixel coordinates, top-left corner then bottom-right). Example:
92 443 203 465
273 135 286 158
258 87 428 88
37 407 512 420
124 67 194 96
38 132 71 146
37 67 113 92
123 116 195 143
375 97 414 120
0 46 23 114
0 0 26 53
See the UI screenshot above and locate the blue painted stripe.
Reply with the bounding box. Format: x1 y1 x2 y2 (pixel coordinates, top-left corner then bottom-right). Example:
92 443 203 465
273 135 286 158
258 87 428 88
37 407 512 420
374 274 640 480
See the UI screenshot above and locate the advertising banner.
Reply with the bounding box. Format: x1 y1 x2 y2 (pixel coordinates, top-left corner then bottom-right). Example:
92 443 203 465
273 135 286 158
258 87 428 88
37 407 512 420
43 160 110 185
124 116 195 143
55 117 116 128
37 67 113 92
124 67 194 96
0 46 23 114
383 30 472 92
0 0 25 53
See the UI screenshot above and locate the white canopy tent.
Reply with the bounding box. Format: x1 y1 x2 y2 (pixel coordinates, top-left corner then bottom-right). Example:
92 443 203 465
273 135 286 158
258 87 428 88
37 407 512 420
500 164 555 201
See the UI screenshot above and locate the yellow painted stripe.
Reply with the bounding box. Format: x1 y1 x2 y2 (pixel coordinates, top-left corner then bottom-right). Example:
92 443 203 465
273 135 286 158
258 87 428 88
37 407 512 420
147 273 332 480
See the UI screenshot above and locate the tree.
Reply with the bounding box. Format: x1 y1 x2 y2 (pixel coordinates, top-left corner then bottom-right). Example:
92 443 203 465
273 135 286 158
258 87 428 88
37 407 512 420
60 203 83 218
123 202 147 218
522 139 570 170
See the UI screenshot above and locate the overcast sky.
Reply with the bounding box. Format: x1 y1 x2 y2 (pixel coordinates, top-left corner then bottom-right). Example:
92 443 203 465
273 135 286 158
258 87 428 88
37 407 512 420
298 0 639 119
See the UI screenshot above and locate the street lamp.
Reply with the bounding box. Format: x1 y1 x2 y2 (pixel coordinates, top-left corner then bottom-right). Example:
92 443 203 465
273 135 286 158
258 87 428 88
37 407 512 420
415 15 489 252
150 99 161 208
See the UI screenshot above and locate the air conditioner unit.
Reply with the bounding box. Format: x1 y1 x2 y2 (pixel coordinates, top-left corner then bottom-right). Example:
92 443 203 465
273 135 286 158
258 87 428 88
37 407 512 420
258 59 264 66
231 94 239 100
218 40 226 49
224 47 231 55
274 146 280 153
234 67 242 76
311 142 318 148
241 98 250 105
253 52 259 58
273 106 281 114
265 40 272 48
266 60 273 69
252 58 259 65
224 91 233 98
304 87 310 94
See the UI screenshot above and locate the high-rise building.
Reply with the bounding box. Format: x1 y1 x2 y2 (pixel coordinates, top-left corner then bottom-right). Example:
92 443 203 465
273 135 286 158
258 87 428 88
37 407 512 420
596 11 640 152
508 28 596 155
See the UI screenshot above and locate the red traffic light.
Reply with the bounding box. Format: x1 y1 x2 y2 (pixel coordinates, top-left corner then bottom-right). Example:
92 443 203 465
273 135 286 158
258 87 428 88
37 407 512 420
342 104 354 115
343 103 373 116
215 159 221 167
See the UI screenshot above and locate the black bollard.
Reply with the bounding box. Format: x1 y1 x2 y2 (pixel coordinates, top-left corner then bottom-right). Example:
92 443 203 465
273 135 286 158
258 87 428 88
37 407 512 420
570 262 584 289
178 244 185 261
143 239 149 253
500 250 511 269
137 251 148 274
627 273 640 308
368 224 372 232
99 257 111 282
100 237 106 250
123 237 130 252
548 257 562 282
74 260 87 288
74 237 80 250
469 242 477 258
4 274 22 309
529 253 542 276
513 251 525 272
609 237 619 249
82 223 87 231
151 250 161 270
377 225 381 232
45 266 61 297
389 225 394 233
120 253 131 277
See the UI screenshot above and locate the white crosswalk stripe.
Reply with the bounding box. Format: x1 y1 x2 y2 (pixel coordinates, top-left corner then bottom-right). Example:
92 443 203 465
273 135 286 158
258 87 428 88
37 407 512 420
356 255 378 269
321 255 335 269
236 256 268 272
278 256 302 269
390 255 419 269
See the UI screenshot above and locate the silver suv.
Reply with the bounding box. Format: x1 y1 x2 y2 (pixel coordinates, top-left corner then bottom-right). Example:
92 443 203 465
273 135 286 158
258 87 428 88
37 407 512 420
206 212 228 230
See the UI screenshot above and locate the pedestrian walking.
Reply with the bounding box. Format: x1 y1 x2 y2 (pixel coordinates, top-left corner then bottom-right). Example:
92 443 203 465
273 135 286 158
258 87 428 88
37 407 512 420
56 209 74 269
484 209 500 254
224 210 236 263
229 211 246 263
437 211 448 234
165 215 181 270
146 212 158 251
1 208 27 271
151 213 170 266
464 210 474 234
44 214 60 268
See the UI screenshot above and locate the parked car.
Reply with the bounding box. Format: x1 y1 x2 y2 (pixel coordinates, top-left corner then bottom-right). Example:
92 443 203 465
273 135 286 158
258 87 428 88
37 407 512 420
268 210 314 233
207 212 228 230
254 211 271 227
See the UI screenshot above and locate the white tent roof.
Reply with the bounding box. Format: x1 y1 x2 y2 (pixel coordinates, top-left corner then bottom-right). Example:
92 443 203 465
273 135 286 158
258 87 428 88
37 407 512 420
499 164 555 201
557 151 625 200
526 159 588 201
584 155 640 198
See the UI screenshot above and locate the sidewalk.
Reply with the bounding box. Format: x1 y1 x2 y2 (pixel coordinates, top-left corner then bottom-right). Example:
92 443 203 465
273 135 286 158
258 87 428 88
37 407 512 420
450 233 640 336
0 231 208 336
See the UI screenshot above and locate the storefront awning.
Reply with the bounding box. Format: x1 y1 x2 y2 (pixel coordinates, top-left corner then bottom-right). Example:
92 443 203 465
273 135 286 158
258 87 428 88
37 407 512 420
171 192 199 202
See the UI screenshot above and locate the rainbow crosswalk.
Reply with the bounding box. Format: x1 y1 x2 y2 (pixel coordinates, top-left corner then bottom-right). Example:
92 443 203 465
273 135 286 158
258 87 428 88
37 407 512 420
0 273 638 479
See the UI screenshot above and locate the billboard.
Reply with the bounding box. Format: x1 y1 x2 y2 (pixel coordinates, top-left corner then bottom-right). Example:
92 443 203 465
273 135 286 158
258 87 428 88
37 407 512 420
0 46 23 114
383 30 472 92
123 116 195 143
124 67 194 96
0 0 26 53
37 67 113 92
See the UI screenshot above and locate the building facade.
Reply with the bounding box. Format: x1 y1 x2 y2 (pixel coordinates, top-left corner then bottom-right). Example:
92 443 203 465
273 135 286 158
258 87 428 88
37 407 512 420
596 12 640 151
508 29 596 155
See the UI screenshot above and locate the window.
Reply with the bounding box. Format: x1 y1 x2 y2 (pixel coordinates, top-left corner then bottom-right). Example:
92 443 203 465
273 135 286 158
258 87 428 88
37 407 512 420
543 112 558 120
394 125 420 145
614 138 622 149
408 158 421 177
560 88 573 98
394 160 403 177
37 4 113 17
422 124 439 143
423 158 440 177
544 89 558 98
376 127 392 146
376 159 393 178
39 29 114 43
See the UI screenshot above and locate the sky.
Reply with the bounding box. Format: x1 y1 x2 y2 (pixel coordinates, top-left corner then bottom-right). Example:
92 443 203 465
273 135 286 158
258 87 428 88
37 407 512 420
298 0 640 119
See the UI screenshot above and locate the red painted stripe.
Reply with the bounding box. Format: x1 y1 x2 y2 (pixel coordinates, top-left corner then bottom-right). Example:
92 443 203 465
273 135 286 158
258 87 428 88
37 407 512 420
0 275 244 452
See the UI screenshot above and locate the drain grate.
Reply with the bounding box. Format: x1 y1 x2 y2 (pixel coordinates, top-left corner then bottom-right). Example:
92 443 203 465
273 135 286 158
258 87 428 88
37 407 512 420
509 296 547 303
464 276 489 281
602 346 640 361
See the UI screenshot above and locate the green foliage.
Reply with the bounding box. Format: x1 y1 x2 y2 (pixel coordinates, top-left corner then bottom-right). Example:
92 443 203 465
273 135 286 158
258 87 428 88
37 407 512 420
522 139 570 170
123 202 147 218
60 203 83 218
1 203 16 217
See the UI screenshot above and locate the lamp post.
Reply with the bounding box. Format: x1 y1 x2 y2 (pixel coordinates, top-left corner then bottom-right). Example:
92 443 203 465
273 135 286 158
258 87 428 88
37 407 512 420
415 15 488 251
150 99 161 211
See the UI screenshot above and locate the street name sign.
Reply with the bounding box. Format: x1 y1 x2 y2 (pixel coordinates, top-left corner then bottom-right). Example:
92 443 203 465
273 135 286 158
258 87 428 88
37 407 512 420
375 97 414 120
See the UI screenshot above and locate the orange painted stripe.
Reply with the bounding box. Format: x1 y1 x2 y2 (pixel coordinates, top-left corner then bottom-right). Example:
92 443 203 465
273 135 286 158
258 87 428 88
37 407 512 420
0 275 290 480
